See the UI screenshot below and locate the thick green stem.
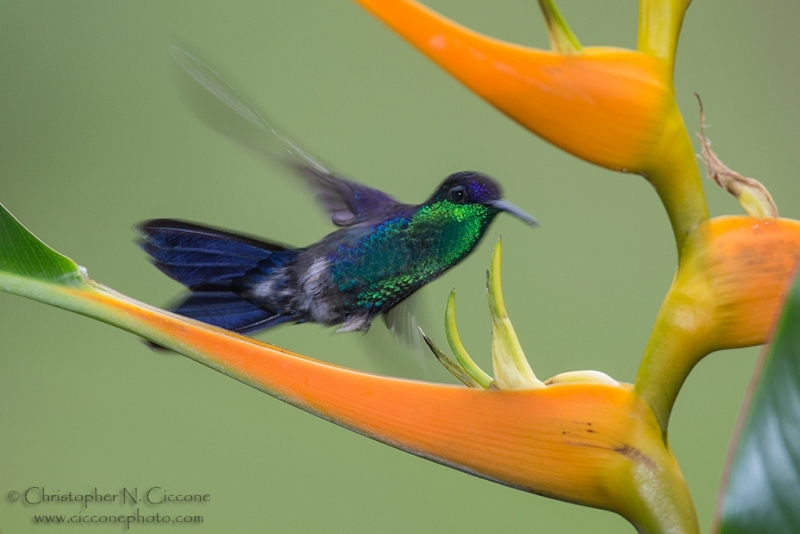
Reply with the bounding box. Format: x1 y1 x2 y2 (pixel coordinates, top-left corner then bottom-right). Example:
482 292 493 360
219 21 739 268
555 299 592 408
637 0 692 75
645 100 709 259
635 314 712 436
634 237 715 435
624 442 700 534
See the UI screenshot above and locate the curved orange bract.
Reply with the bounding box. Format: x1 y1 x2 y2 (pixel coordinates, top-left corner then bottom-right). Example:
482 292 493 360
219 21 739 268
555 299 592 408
356 0 672 173
706 216 800 348
636 216 800 430
355 0 707 254
72 286 674 519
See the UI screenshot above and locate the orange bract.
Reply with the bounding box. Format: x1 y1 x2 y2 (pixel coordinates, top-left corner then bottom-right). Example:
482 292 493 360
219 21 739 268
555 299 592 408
356 0 707 254
706 217 800 348
357 0 672 173
69 284 684 526
636 216 800 430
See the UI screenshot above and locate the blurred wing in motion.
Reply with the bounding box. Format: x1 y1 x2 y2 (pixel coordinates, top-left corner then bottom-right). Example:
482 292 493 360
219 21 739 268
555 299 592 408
170 46 400 226
382 290 429 356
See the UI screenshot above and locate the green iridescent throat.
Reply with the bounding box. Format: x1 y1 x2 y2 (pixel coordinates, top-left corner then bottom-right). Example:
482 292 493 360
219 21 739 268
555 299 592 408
331 200 497 309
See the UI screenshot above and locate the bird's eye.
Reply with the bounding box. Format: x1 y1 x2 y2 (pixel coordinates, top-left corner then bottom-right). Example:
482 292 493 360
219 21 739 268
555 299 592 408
449 186 467 203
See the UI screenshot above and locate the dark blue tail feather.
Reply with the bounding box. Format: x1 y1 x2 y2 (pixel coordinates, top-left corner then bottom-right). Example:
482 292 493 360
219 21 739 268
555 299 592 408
137 219 300 334
137 219 291 289
173 291 296 333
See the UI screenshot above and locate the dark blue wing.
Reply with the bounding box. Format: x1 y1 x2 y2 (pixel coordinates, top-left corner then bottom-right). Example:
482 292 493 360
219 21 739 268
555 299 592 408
298 167 400 226
170 46 401 226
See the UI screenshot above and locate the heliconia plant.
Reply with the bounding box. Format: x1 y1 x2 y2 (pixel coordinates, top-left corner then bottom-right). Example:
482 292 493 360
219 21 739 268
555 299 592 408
1 1 798 533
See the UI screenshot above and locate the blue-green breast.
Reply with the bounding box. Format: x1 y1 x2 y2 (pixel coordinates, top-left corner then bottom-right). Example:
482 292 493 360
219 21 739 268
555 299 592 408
329 201 497 311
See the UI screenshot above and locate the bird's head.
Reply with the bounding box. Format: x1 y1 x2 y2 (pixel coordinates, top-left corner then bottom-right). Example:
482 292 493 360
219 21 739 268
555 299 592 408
428 171 539 227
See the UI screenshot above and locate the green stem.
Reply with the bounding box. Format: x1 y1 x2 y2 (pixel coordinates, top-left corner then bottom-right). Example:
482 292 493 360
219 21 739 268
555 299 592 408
645 100 709 259
537 0 582 54
637 0 692 75
625 443 700 534
634 254 715 435
635 322 711 436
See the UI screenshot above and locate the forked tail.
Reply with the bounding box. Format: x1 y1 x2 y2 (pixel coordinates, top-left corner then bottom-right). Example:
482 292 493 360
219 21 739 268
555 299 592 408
136 219 299 334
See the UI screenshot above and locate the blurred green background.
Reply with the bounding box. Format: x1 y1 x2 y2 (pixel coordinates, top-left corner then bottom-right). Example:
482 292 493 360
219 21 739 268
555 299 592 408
1 1 799 532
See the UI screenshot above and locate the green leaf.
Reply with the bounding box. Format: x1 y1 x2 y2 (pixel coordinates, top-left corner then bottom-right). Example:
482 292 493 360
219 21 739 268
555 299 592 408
0 202 86 287
716 269 800 533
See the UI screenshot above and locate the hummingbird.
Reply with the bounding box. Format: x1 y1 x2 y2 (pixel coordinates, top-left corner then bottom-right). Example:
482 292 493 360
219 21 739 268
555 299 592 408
136 48 539 337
